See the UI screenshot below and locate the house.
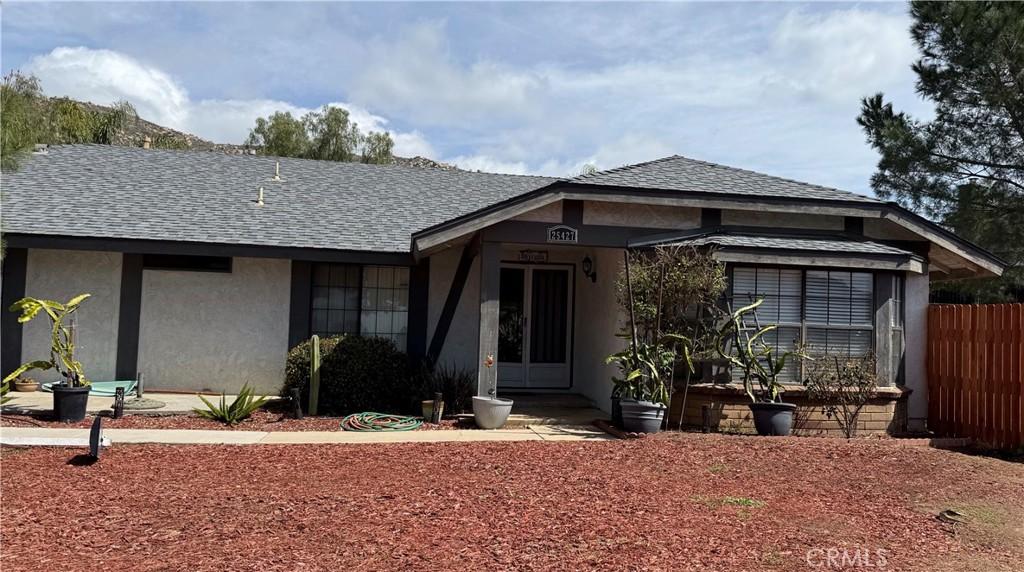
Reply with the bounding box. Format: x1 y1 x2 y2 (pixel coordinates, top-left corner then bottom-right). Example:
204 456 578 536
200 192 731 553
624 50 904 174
0 144 1006 432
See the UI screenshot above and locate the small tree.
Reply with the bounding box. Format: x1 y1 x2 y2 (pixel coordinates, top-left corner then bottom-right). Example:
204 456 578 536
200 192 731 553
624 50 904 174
608 246 724 406
2 294 92 387
803 353 879 438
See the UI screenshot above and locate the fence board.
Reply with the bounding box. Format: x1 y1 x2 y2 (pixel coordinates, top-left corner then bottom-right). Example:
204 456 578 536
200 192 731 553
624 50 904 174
928 304 1024 449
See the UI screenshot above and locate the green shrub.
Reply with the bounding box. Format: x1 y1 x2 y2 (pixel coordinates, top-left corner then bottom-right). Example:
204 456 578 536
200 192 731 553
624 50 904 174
282 335 411 415
415 363 476 415
194 383 269 425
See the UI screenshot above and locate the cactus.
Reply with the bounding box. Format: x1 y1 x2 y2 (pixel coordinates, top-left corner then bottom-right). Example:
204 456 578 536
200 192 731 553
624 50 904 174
308 335 321 416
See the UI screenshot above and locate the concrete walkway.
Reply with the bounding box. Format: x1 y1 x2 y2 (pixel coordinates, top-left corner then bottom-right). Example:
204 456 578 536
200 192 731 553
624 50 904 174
0 424 612 446
2 391 253 414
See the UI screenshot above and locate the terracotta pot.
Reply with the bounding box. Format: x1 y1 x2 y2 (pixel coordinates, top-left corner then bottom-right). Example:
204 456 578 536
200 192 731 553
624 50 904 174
14 380 39 392
422 400 444 422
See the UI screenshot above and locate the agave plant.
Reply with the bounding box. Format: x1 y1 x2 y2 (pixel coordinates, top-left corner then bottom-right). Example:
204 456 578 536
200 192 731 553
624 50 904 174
716 298 803 403
2 294 91 387
194 383 270 425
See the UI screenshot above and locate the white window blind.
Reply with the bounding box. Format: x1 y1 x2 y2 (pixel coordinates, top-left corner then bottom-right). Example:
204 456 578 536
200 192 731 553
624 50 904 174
731 266 876 384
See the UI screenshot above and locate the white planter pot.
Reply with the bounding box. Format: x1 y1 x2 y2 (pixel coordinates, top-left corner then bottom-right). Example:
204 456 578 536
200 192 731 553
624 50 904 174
472 396 514 429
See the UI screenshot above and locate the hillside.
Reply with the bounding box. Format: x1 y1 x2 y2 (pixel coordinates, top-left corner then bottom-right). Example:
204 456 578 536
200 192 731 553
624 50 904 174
78 100 457 170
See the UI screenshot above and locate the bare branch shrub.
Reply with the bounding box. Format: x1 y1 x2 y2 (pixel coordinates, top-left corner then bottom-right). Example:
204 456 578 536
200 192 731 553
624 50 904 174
803 353 879 438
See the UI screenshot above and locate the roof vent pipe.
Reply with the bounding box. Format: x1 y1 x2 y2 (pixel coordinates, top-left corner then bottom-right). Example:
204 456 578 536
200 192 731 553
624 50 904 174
272 161 282 182
142 136 151 150
256 186 265 206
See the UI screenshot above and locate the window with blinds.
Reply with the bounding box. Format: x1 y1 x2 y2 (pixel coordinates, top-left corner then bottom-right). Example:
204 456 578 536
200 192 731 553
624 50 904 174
310 264 410 350
804 270 873 357
730 266 876 384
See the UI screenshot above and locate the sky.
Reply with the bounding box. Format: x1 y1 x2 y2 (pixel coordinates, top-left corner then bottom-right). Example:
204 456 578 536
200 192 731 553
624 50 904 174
1 1 931 195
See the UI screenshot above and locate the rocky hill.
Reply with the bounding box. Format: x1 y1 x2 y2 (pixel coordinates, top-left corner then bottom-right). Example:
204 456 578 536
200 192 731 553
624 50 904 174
78 100 458 170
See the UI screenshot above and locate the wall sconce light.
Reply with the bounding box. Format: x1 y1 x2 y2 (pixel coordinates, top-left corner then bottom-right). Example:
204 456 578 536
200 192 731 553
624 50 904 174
582 255 597 283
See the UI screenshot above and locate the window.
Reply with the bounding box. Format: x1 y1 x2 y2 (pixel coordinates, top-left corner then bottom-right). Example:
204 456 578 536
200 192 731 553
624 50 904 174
730 266 876 384
311 264 361 337
360 266 410 350
309 264 410 349
143 254 231 272
805 270 873 357
732 268 801 381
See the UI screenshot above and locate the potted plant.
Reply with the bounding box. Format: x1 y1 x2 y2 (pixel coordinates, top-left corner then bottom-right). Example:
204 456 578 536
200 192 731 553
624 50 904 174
716 299 803 436
606 247 707 434
3 294 92 422
13 376 39 392
472 354 513 429
607 336 691 433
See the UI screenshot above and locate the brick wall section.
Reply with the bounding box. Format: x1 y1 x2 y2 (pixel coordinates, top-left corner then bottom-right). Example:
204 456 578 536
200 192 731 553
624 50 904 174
667 384 909 436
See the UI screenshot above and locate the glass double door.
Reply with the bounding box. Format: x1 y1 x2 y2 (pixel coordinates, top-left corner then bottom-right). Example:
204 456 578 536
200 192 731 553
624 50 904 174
497 264 573 389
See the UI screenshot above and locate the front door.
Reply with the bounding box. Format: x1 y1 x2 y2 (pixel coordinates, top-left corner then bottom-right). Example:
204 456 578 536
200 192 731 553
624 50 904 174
497 264 573 389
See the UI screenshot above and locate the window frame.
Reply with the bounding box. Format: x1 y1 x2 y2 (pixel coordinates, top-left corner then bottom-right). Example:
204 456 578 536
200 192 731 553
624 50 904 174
308 263 411 349
727 264 878 384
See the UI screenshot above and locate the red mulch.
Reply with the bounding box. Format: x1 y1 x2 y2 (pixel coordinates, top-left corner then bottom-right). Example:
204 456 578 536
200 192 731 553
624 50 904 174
2 434 1022 571
0 410 462 431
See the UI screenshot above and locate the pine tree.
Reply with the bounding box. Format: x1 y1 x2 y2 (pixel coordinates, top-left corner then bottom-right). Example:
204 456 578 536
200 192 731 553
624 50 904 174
858 1 1023 301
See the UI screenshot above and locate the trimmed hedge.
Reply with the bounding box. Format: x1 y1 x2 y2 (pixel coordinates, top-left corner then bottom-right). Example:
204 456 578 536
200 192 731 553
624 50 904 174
282 335 412 415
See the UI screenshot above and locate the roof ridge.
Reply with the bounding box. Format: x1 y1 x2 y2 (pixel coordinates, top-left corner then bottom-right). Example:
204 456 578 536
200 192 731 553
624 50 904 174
571 154 683 181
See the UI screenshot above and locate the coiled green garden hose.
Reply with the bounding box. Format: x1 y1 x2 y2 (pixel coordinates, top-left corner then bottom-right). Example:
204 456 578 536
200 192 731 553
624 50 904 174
340 412 423 432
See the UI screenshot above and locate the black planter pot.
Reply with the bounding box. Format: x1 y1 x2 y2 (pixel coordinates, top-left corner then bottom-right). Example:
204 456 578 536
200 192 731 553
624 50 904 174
748 402 797 436
620 398 667 434
52 385 90 423
610 396 623 428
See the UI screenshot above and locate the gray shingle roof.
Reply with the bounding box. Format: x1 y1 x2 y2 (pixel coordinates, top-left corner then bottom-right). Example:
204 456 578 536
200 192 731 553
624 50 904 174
663 233 915 257
2 145 557 253
571 155 880 203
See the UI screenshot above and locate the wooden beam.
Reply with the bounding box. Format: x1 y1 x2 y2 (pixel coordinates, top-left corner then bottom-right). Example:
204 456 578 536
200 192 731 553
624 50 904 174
426 234 480 364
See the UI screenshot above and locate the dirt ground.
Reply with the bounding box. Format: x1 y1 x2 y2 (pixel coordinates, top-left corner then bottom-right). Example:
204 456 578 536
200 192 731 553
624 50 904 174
2 433 1022 571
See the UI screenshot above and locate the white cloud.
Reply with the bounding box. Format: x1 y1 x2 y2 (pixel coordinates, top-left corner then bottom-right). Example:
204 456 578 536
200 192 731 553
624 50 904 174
12 5 925 189
27 47 190 127
351 21 544 127
767 9 918 102
25 46 434 156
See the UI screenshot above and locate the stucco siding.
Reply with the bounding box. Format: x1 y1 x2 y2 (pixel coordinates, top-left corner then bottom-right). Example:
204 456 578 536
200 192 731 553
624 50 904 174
572 247 625 411
512 200 562 223
583 201 700 229
21 249 122 383
720 209 845 231
426 247 481 371
905 270 930 431
137 257 291 394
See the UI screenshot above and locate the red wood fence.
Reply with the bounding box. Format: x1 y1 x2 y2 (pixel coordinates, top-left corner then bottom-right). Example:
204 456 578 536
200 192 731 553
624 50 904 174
927 304 1024 449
